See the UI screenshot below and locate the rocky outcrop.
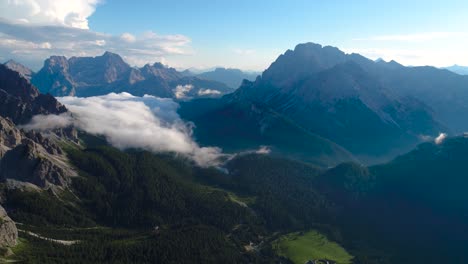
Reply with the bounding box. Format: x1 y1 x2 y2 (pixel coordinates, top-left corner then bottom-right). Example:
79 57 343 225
0 64 67 125
0 117 22 158
0 205 17 248
4 60 33 82
0 67 77 190
32 52 233 98
0 137 77 189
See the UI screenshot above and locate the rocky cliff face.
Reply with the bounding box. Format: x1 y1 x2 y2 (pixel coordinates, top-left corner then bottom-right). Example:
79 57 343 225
0 65 77 190
227 43 445 157
0 115 77 189
0 64 67 125
4 60 33 82
0 117 22 158
0 205 17 248
32 52 233 98
0 137 76 188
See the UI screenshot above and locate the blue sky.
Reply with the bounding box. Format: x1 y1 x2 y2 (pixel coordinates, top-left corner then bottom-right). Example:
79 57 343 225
1 0 468 71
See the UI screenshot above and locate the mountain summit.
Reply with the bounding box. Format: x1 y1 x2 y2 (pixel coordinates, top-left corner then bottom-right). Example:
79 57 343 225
186 43 444 159
32 52 234 99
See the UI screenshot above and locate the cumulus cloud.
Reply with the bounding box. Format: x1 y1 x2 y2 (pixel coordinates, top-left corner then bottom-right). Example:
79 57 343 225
197 89 221 96
173 84 193 100
0 17 192 70
22 93 225 167
0 0 100 29
435 133 447 145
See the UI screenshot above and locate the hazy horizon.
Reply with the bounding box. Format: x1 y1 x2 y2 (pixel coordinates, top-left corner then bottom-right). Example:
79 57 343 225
1 0 468 71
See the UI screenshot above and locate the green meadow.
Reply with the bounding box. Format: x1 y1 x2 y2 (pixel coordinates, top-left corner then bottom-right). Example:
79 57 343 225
272 230 353 264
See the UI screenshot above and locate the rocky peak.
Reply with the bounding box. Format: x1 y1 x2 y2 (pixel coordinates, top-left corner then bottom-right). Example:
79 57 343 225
0 136 77 189
0 64 39 101
0 65 68 124
44 56 70 73
262 42 348 86
140 63 181 81
4 60 33 81
0 116 77 190
68 52 131 84
152 62 165 69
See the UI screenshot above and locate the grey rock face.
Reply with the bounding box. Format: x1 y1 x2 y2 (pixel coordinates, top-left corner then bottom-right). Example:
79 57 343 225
0 64 68 125
0 205 17 248
0 117 22 158
4 60 33 81
0 137 77 189
32 52 234 98
0 66 77 190
227 43 445 156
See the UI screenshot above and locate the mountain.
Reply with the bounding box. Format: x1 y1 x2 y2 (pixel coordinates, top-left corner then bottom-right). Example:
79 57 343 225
180 97 355 167
315 135 468 263
32 52 234 99
0 64 67 125
196 67 259 89
181 43 445 162
3 60 34 81
364 64 468 133
2 58 468 263
0 64 80 255
0 65 77 191
443 64 468 75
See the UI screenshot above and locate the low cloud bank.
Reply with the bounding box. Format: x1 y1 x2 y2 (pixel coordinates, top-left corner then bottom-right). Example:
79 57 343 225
198 89 221 96
435 133 447 145
23 93 224 167
173 84 193 99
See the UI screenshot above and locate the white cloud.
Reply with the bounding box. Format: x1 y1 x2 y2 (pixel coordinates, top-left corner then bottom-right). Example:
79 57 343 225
234 48 256 56
0 19 192 70
22 93 225 167
173 84 194 100
419 134 433 142
20 112 74 131
120 33 136 43
197 89 221 96
435 133 447 145
255 146 271 154
0 0 101 29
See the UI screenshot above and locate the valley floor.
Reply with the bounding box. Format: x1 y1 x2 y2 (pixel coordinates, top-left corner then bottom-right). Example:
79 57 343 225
272 230 353 264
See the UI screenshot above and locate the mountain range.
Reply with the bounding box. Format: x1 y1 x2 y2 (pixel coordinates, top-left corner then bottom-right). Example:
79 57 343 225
195 67 259 89
2 42 468 263
181 43 459 162
443 64 468 75
28 52 233 99
0 64 67 125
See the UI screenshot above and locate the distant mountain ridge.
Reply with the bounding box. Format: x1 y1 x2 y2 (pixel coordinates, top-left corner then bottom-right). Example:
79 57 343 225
182 43 448 162
443 64 468 75
31 52 234 99
196 67 259 89
179 97 355 167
